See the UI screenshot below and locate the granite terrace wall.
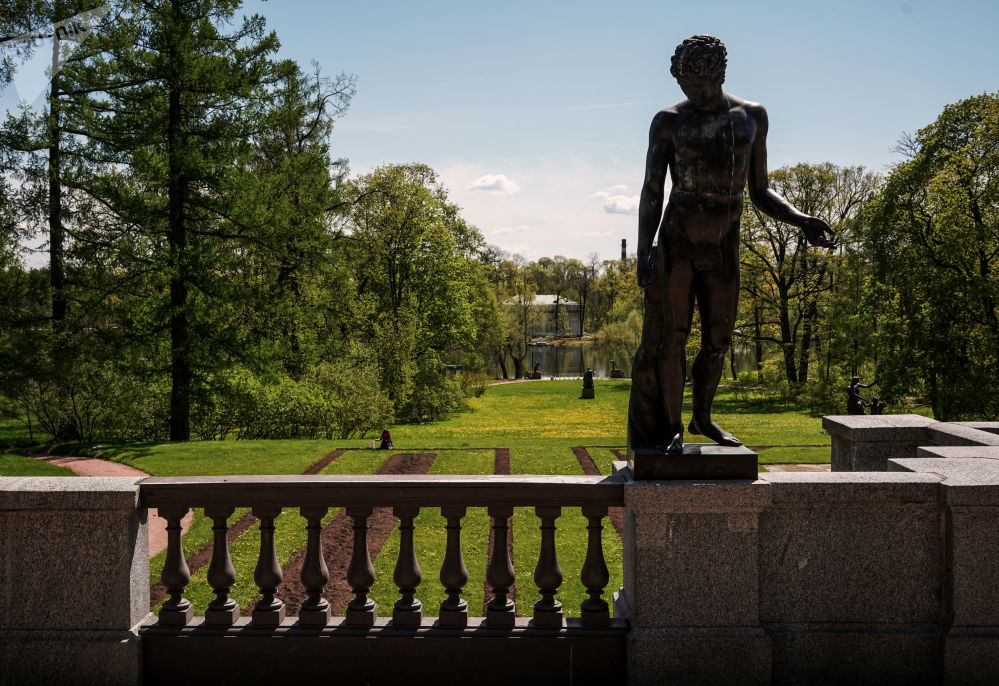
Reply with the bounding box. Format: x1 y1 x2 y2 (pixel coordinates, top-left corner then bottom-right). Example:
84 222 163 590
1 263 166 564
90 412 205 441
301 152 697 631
0 477 149 686
614 453 999 686
5 438 999 686
824 415 999 472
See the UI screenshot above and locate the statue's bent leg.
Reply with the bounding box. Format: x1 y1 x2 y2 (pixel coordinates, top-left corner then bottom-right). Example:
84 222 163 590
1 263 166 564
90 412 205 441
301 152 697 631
628 276 666 449
688 261 742 447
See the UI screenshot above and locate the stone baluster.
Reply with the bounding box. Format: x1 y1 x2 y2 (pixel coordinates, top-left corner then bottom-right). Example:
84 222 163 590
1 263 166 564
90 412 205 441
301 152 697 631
204 506 239 626
485 505 516 627
298 506 331 627
158 506 193 626
533 506 564 628
345 505 377 626
392 505 423 627
580 504 610 627
438 505 469 627
251 506 285 627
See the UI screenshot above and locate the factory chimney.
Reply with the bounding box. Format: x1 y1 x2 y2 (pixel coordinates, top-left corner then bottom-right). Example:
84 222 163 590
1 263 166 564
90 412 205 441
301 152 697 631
621 239 627 261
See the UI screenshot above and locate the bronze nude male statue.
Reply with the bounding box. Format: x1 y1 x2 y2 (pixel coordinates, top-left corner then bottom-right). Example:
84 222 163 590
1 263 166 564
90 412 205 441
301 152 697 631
629 35 835 455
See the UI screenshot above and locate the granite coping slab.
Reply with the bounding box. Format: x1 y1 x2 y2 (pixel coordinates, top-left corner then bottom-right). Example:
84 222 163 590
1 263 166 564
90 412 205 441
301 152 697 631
0 477 143 510
758 471 942 504
614 462 943 508
951 421 999 436
822 415 936 442
888 457 999 506
915 446 999 460
927 423 999 447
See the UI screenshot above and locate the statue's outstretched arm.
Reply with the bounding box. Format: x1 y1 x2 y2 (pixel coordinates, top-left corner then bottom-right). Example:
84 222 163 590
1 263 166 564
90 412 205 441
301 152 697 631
747 106 836 249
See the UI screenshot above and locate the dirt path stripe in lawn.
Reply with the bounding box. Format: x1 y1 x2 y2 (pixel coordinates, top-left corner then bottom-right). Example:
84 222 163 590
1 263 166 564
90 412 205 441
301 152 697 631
482 448 515 615
301 448 348 474
150 448 349 608
275 452 437 616
572 447 623 538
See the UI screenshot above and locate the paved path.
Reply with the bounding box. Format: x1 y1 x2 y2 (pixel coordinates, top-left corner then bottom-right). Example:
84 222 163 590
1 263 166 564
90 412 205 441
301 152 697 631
31 455 193 558
763 464 832 472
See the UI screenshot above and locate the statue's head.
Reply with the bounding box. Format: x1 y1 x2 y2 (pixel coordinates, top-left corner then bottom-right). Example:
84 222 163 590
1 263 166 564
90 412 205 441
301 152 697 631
670 35 727 83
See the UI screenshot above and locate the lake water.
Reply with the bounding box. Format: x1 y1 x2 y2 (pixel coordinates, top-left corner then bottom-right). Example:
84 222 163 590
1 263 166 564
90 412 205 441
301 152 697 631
486 343 758 379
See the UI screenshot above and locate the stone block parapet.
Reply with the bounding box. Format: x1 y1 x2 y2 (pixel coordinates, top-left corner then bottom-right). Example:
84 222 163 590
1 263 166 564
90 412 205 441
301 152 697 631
0 477 148 685
823 414 936 471
618 460 999 685
824 414 999 472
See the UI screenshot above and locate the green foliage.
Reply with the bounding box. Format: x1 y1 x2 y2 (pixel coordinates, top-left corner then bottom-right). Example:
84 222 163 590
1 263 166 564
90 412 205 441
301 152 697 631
399 353 464 424
15 339 170 442
739 163 880 388
865 92 999 420
194 359 394 440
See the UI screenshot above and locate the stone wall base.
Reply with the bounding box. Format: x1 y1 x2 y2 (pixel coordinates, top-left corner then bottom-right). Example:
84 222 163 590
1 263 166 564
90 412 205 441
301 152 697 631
626 627 771 686
0 628 142 686
945 629 999 686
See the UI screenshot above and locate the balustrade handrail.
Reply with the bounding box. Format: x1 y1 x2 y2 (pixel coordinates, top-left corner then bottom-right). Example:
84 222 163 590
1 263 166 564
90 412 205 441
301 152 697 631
140 474 625 508
144 473 625 632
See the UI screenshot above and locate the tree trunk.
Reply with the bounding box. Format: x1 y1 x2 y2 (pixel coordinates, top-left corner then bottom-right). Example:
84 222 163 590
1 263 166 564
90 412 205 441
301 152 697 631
797 302 817 384
496 349 508 379
167 34 190 442
753 307 763 378
778 295 797 384
48 59 65 329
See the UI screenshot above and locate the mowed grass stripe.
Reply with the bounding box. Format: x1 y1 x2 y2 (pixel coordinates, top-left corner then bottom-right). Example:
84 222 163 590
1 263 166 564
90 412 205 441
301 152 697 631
370 450 494 619
510 446 624 618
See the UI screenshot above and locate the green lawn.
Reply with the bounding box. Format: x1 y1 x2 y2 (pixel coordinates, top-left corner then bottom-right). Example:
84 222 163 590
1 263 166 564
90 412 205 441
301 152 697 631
0 454 76 476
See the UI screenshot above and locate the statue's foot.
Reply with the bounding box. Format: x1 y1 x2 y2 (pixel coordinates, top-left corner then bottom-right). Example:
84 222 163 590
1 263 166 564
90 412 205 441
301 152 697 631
688 417 742 447
664 432 684 455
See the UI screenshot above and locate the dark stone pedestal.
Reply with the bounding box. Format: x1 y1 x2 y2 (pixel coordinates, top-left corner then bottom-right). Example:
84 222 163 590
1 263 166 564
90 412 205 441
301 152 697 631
627 444 758 480
581 388 595 399
610 370 625 379
527 372 542 380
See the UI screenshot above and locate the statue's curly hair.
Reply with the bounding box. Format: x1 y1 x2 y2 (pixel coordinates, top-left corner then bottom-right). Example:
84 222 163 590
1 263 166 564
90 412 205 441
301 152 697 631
670 35 727 82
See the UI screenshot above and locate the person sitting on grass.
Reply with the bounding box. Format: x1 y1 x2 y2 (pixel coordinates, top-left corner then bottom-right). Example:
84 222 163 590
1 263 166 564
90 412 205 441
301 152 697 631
378 429 393 450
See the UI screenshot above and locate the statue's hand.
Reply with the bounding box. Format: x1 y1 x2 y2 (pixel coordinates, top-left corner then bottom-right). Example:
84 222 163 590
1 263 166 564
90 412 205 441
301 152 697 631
803 217 836 249
637 253 654 288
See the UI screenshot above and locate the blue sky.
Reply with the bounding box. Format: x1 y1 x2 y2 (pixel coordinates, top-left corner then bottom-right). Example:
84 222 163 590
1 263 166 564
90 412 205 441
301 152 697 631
9 0 999 262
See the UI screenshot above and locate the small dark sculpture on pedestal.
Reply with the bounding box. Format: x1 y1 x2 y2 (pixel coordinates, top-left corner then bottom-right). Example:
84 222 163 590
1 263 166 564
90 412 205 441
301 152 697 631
581 368 595 399
847 377 874 415
628 35 836 456
610 360 625 379
869 397 885 415
528 362 542 380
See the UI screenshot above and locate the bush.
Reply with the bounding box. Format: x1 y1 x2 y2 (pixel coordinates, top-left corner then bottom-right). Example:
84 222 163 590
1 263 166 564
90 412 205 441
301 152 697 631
16 359 169 442
194 359 394 440
461 371 490 399
399 353 463 423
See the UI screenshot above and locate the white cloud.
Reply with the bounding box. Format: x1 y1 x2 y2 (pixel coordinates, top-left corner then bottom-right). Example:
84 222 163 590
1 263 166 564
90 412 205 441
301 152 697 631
491 225 531 235
600 195 640 215
467 174 521 195
592 185 639 215
435 158 642 262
